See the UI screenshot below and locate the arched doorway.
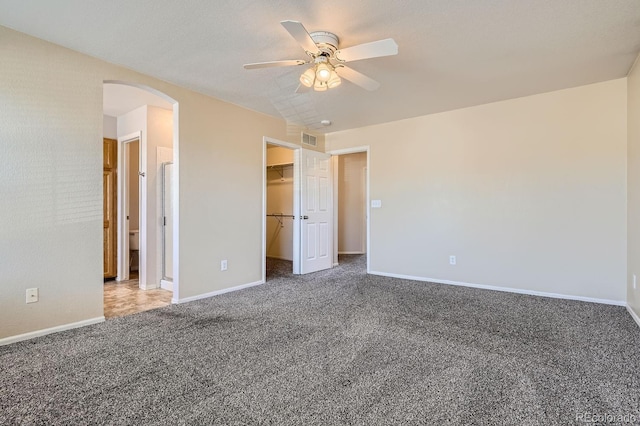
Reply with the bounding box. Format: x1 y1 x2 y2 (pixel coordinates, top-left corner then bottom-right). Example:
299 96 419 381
102 81 179 317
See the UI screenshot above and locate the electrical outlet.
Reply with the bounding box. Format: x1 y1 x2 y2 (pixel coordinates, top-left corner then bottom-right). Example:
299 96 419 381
221 260 228 271
449 255 456 265
26 288 39 304
634 274 637 290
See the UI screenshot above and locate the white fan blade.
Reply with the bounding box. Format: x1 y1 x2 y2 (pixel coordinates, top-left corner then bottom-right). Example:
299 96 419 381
336 66 381 91
281 20 319 55
335 38 398 62
244 60 307 70
295 84 310 94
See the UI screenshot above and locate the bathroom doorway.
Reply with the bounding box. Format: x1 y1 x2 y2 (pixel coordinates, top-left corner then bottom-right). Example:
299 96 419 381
122 136 140 281
103 82 178 318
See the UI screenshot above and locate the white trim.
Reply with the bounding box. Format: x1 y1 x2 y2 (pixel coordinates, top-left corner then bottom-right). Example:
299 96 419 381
327 146 370 156
172 280 264 304
171 102 180 301
117 131 143 283
160 279 173 291
266 255 294 261
326 145 371 274
333 262 340 267
0 317 105 346
627 305 640 328
369 270 626 306
332 156 339 267
338 251 366 255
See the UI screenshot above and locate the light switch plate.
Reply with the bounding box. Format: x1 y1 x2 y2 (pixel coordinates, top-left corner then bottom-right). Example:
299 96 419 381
371 200 382 208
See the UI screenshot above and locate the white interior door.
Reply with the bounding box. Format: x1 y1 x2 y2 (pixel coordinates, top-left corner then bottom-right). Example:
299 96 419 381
300 149 333 274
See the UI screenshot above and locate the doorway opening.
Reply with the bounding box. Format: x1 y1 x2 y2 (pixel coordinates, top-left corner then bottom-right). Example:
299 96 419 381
102 82 178 318
329 147 370 273
117 132 141 281
264 140 299 280
262 135 336 281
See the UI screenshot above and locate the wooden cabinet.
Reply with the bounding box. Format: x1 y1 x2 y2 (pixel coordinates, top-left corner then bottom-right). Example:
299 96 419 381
103 138 117 279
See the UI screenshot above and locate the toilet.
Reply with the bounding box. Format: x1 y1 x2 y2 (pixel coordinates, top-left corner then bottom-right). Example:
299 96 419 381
129 230 139 251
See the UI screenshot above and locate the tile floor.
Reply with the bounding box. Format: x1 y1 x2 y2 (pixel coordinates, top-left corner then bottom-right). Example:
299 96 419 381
103 275 172 319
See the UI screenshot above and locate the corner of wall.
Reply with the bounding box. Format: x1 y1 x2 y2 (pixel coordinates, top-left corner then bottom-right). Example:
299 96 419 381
627 52 640 322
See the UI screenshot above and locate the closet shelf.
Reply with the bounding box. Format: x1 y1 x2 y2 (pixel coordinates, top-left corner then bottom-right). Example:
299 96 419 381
266 162 293 168
266 163 293 179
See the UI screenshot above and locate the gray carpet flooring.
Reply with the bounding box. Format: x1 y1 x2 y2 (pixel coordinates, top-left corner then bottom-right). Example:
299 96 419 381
2 255 640 425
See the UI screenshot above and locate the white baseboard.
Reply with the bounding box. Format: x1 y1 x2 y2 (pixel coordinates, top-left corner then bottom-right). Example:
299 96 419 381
0 317 105 346
172 280 264 304
266 255 293 261
368 270 626 306
160 279 173 291
139 284 159 290
333 262 340 267
338 251 365 255
627 305 640 329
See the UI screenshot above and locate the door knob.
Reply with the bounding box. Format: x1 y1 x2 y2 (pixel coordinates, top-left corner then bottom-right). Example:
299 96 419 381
301 215 309 220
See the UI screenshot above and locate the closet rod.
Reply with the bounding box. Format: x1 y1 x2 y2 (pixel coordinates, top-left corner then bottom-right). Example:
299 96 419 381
266 214 295 218
266 163 293 168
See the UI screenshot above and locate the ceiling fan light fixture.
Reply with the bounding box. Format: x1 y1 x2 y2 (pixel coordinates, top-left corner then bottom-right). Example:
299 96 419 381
245 21 398 94
327 70 341 89
300 67 315 87
315 62 332 82
313 79 328 92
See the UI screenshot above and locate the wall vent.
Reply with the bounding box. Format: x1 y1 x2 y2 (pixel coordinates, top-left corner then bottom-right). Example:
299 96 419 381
301 132 317 147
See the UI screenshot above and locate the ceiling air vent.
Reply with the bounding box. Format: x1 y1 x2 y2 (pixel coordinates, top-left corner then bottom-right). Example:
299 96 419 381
302 132 317 147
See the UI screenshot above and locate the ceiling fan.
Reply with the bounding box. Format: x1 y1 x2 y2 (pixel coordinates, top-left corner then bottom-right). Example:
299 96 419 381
244 20 398 92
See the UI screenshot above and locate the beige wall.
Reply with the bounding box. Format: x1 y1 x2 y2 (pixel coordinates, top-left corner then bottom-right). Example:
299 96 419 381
0 25 291 340
266 147 294 260
146 106 173 288
0 23 634 341
327 79 628 302
628 54 640 319
267 145 294 166
338 152 367 254
285 126 326 153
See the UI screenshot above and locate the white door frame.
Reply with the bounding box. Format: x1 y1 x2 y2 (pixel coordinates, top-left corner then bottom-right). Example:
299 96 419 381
326 146 371 274
262 136 301 281
117 131 144 283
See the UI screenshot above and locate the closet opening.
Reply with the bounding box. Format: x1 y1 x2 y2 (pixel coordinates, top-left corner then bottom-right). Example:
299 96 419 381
265 143 296 279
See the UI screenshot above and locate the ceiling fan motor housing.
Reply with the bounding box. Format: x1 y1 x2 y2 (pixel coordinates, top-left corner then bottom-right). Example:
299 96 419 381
310 31 339 55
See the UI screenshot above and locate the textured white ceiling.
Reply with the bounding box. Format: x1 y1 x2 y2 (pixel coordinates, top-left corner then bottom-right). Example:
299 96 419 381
103 84 173 117
1 0 639 133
